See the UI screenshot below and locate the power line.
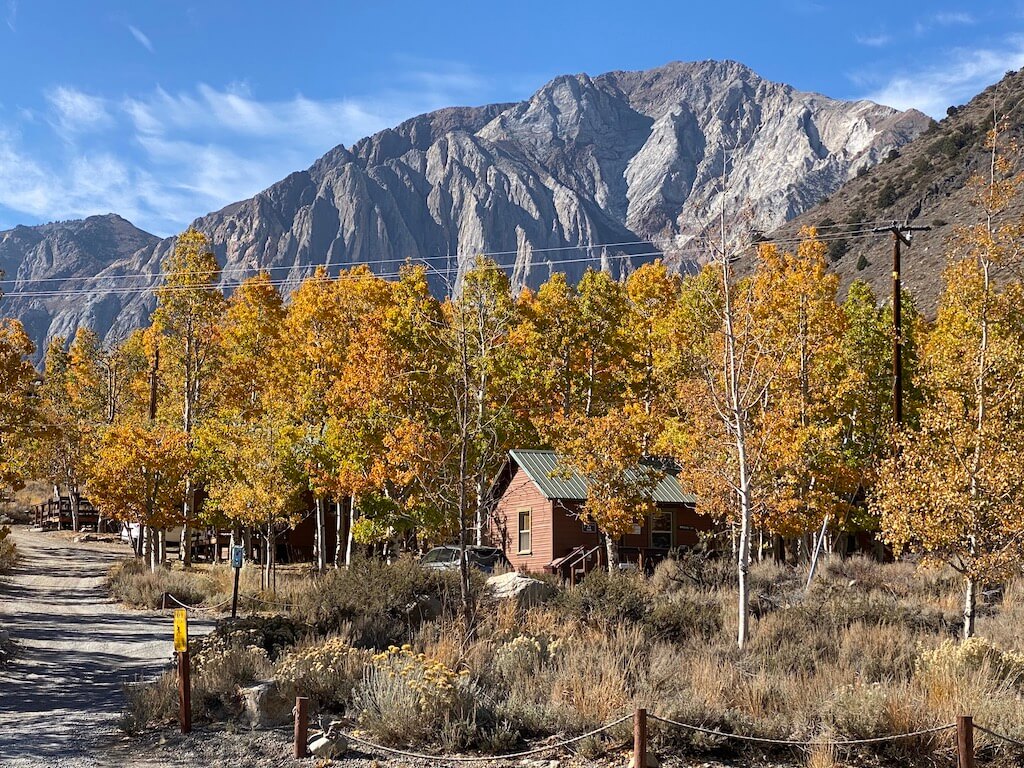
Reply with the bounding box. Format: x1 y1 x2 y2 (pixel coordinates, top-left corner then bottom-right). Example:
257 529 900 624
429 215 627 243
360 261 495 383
0 225 895 300
0 221 898 290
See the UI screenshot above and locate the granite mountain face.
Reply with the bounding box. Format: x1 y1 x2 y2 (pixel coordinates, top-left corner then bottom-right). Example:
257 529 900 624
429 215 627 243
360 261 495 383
0 60 930 360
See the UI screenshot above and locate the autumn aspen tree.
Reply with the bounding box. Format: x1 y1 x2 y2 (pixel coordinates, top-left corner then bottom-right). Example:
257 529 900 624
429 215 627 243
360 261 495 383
874 120 1024 640
153 228 225 566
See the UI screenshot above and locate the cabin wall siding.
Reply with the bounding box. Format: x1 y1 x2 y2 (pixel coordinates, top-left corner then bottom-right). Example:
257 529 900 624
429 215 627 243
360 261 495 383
491 466 553 572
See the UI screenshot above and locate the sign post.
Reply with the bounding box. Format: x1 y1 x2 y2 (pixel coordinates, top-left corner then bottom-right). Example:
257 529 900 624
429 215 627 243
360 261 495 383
173 609 191 734
230 545 244 619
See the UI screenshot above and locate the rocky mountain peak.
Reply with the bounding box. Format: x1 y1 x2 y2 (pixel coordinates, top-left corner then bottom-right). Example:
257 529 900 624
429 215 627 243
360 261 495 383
0 60 932 362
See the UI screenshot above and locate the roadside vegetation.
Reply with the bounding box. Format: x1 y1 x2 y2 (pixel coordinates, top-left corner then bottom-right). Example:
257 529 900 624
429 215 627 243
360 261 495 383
122 553 1024 766
0 525 17 574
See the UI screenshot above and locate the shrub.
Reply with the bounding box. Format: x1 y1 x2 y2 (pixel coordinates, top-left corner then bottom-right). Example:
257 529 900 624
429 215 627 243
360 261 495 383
191 631 274 717
292 555 472 647
121 672 179 733
275 636 371 709
647 596 722 642
353 645 481 746
876 182 898 208
917 637 1024 690
555 570 651 626
0 526 18 574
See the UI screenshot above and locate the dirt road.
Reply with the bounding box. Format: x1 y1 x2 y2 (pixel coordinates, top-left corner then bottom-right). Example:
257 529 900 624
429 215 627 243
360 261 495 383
0 526 208 768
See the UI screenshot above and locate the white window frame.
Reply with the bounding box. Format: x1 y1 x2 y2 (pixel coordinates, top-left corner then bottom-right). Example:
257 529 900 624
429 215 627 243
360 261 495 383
518 508 532 554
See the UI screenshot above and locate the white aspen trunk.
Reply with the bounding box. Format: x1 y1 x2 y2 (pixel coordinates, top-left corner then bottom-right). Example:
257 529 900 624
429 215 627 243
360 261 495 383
180 480 194 566
806 513 830 590
345 497 356 566
334 498 343 568
963 576 977 640
71 487 80 532
158 528 167 564
147 526 158 572
605 535 619 575
265 526 273 593
314 496 326 572
736 485 752 649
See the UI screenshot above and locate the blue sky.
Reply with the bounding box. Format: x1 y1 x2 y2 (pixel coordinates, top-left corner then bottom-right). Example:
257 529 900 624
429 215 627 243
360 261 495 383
1 1 1022 236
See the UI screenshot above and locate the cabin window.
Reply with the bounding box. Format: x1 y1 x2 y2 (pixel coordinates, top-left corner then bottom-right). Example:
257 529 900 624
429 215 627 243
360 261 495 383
651 510 672 549
518 509 532 554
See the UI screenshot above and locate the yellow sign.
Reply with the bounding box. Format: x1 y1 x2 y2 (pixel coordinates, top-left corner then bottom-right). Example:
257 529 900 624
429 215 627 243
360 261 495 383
173 609 188 653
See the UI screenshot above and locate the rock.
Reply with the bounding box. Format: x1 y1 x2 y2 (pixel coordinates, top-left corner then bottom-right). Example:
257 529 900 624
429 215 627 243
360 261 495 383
487 572 556 607
238 681 292 727
308 733 348 758
627 751 660 768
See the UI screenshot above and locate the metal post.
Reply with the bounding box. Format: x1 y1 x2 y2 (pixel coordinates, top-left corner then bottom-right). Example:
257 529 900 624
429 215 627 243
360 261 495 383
294 696 309 758
231 565 240 619
633 708 647 768
177 650 191 735
957 715 975 768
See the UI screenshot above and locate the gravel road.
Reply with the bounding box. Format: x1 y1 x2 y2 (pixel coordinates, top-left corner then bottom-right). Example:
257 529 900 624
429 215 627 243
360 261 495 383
0 527 770 768
0 526 210 768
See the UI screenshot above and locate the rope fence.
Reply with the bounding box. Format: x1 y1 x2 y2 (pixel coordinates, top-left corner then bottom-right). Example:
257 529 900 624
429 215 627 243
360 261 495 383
159 591 293 613
975 724 1024 749
287 706 1024 765
649 713 955 747
335 714 632 763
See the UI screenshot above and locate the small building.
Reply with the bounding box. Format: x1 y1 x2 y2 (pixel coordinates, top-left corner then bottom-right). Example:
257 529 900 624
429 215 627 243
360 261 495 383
489 449 713 581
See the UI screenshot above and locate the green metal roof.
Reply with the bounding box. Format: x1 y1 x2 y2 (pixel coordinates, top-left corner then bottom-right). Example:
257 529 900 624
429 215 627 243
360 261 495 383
508 449 697 505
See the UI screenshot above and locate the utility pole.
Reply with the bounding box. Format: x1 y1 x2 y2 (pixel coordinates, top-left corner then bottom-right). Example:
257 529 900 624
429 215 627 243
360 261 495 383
148 344 160 421
873 221 930 427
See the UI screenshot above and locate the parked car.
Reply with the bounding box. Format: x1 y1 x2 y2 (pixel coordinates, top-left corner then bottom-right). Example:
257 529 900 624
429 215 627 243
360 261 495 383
421 545 509 573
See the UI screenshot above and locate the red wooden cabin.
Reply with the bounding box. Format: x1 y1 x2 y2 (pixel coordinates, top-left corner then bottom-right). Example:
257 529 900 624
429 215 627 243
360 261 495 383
489 449 713 582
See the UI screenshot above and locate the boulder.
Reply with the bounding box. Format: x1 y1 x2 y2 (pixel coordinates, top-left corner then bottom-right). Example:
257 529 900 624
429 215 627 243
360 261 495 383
487 572 556 607
627 751 660 768
239 681 292 727
308 722 348 758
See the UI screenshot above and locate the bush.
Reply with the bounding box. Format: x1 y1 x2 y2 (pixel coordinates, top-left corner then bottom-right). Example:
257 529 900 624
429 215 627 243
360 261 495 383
121 672 179 733
0 526 18 574
275 636 371 709
647 596 722 642
191 630 274 717
555 570 650 626
353 645 482 746
292 555 472 647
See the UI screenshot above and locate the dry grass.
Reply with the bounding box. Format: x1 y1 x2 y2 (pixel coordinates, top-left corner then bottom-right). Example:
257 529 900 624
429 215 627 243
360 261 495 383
119 553 1024 765
107 556 310 610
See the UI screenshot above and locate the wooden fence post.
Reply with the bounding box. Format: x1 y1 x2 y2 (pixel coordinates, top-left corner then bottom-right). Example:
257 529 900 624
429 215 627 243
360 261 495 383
177 649 191 735
957 715 975 768
632 708 647 768
294 696 309 758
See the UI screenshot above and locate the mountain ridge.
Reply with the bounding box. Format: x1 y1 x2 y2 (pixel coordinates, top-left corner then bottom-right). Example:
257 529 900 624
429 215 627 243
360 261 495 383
0 59 931 360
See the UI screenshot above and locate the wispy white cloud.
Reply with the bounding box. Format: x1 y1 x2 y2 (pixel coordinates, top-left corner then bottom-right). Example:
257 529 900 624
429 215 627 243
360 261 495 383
45 86 112 134
855 32 891 48
934 11 975 26
128 24 154 53
5 0 15 32
862 40 1024 117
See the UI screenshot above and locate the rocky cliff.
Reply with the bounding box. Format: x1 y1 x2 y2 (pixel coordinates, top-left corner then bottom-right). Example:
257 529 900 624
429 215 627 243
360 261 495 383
0 60 930 359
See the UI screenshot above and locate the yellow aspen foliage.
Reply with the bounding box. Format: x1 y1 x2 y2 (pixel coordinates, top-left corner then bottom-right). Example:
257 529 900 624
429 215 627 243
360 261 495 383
554 403 660 571
87 420 189 530
0 319 38 499
873 122 1024 639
